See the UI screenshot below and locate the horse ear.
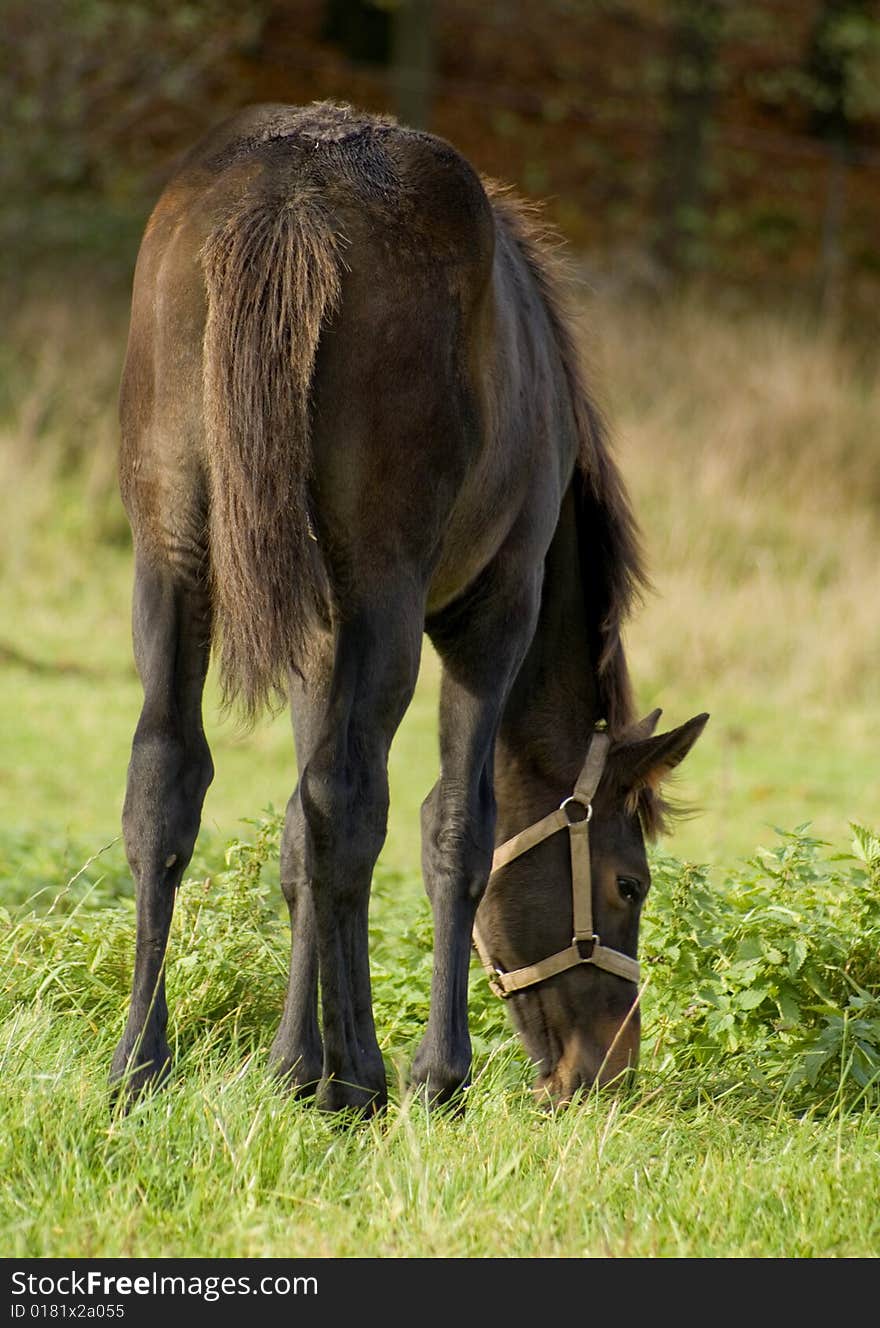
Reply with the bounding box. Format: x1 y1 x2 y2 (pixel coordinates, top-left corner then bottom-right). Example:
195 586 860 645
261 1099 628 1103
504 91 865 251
624 707 663 741
614 712 709 795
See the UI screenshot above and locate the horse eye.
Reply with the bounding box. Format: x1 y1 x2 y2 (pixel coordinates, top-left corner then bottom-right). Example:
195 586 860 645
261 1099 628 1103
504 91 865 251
617 875 642 904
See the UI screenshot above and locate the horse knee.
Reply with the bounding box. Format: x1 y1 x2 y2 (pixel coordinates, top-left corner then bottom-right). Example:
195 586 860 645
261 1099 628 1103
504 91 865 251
426 825 495 903
123 727 213 875
298 755 339 850
300 751 387 891
422 783 495 903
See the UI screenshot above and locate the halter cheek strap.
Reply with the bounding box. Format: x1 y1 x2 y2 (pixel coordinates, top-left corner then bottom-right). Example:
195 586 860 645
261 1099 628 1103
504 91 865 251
472 729 641 998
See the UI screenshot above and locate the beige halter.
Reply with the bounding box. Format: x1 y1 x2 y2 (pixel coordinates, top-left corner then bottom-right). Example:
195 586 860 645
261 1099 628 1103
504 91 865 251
473 729 640 998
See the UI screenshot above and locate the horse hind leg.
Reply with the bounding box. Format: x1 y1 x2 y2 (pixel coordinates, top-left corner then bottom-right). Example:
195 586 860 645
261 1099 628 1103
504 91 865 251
290 585 423 1114
110 533 213 1102
268 669 331 1096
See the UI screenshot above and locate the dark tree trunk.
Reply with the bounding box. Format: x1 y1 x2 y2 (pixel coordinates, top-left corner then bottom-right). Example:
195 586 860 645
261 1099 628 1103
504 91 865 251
652 0 727 277
322 0 391 65
805 0 867 312
320 0 432 130
392 0 433 130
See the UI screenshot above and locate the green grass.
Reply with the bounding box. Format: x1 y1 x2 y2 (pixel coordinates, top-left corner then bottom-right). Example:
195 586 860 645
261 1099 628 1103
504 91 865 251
4 1051 879 1258
2 287 880 1258
3 815 880 1257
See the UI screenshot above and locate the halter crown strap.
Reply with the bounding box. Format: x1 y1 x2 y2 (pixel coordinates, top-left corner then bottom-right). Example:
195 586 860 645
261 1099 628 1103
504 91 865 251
472 729 641 997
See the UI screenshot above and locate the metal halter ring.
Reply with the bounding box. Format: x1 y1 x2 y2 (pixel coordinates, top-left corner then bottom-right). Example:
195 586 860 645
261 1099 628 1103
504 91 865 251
559 795 592 825
574 934 599 961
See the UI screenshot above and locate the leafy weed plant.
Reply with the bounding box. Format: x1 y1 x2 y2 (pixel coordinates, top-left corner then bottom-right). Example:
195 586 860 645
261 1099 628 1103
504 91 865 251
7 814 878 1113
642 823 880 1108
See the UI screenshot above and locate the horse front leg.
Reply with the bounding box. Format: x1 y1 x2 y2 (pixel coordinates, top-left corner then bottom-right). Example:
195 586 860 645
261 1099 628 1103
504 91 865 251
414 564 542 1106
110 554 213 1101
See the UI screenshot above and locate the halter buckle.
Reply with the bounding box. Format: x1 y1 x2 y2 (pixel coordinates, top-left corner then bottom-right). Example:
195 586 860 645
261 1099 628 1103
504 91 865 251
574 934 599 962
488 970 509 1000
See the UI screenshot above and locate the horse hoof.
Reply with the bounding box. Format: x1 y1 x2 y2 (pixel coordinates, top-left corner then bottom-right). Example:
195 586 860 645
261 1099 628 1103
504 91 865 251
267 1047 322 1099
109 1042 171 1110
410 1040 471 1108
315 1075 386 1117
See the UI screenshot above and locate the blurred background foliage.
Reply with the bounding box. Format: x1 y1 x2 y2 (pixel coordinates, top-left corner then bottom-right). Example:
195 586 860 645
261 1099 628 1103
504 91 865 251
3 0 880 312
2 2 880 872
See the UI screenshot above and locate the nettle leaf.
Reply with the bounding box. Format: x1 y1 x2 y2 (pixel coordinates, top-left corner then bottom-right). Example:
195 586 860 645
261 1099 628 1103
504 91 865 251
765 905 803 922
727 958 763 983
804 1049 835 1087
775 988 801 1025
851 823 880 874
851 1061 876 1090
787 937 808 974
734 936 763 962
736 986 769 1010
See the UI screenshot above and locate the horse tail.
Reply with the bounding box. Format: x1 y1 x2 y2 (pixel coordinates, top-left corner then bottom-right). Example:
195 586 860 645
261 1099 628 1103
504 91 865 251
200 190 342 720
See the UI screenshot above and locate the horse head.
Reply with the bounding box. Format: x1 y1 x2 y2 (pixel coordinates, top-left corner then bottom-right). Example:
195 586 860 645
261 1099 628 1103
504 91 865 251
477 710 709 1106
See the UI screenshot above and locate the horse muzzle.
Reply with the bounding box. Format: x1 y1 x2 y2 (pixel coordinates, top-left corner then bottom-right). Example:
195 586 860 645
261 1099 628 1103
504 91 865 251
533 1007 641 1107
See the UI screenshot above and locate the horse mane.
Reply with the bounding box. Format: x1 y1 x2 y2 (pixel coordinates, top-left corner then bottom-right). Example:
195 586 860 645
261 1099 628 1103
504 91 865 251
484 184 668 840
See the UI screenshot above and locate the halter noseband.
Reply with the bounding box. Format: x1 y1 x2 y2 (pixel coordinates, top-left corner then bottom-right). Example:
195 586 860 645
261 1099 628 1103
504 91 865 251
473 728 641 998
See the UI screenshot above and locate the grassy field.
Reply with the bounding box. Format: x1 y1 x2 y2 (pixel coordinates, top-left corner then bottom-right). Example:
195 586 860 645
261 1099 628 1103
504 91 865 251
2 286 879 1259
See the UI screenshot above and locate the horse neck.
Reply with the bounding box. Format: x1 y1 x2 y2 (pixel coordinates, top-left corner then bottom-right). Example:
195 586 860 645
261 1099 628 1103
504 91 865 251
494 484 602 838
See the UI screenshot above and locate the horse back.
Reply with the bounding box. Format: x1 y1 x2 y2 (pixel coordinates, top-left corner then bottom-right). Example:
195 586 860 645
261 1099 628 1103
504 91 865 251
119 104 573 697
121 104 493 502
